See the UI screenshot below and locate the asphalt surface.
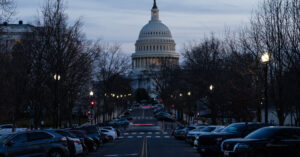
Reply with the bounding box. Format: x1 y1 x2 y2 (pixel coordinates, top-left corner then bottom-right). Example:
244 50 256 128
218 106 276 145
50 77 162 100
87 108 200 157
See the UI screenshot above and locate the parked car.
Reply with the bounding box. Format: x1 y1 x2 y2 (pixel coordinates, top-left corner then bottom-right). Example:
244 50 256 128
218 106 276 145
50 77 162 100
46 129 84 156
194 126 225 147
174 126 201 139
99 129 117 142
186 126 224 145
155 112 175 122
197 122 271 157
221 126 300 157
68 130 98 152
0 130 70 157
75 125 102 148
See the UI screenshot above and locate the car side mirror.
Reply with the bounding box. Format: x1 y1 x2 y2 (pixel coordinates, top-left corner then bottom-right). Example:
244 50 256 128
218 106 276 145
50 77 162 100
6 141 14 146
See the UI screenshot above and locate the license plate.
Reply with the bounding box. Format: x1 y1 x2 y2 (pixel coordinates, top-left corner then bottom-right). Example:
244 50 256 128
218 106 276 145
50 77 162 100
224 151 230 156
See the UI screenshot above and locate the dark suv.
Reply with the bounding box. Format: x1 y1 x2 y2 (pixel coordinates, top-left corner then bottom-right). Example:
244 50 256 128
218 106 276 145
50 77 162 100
0 130 70 157
221 126 300 157
197 122 270 157
75 125 103 147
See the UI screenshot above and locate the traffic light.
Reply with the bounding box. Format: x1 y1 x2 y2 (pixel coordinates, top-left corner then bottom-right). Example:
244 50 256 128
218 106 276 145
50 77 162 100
90 100 95 106
172 104 175 108
87 110 91 115
197 112 200 117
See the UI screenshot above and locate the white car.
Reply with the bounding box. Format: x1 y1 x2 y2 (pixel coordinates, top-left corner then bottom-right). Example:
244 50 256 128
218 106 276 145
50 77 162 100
100 128 118 140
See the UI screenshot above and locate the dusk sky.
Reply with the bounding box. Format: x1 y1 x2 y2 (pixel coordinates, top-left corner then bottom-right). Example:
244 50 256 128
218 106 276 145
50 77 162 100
14 0 261 54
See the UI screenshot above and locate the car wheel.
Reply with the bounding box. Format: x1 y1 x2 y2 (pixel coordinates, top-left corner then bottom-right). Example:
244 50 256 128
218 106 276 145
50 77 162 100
48 150 63 157
91 142 98 152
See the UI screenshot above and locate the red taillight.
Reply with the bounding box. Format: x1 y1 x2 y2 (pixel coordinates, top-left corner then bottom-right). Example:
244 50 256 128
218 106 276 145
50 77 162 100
72 140 81 144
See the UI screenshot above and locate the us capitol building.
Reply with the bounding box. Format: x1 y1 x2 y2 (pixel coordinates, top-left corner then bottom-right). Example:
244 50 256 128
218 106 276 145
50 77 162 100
128 0 180 98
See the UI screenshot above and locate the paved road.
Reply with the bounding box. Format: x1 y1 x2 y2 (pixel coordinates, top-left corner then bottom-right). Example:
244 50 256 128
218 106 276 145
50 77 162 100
87 108 200 157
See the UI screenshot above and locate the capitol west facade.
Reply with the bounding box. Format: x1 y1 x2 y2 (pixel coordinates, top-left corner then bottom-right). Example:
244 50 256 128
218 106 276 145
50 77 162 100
129 0 179 97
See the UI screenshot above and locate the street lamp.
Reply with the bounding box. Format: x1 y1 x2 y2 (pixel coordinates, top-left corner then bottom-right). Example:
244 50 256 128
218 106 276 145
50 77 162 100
261 52 270 63
53 74 61 81
187 91 192 96
261 52 270 123
179 93 183 97
53 73 61 128
209 84 214 91
209 84 216 124
89 91 94 97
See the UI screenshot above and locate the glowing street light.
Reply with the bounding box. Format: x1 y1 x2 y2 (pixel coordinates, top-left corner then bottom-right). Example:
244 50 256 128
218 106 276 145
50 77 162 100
261 52 270 123
53 74 61 81
209 84 214 91
187 91 191 96
179 93 183 97
89 91 94 96
261 52 270 64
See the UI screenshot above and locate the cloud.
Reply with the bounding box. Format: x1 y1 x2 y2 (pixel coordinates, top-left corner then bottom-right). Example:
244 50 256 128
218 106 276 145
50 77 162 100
14 0 261 54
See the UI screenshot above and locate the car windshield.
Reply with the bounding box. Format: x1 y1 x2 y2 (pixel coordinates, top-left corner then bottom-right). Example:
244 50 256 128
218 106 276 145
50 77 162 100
0 134 12 144
222 124 245 133
213 127 224 133
201 127 216 132
245 128 277 139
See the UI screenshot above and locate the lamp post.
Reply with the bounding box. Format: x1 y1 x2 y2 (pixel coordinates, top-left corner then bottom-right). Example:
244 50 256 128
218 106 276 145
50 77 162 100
209 84 216 124
53 73 61 128
261 52 270 123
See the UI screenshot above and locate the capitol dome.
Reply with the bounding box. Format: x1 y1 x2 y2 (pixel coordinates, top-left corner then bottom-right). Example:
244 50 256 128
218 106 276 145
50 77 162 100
132 0 179 70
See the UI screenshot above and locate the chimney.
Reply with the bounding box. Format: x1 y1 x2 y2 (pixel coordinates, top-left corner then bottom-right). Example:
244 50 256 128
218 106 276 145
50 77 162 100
19 20 23 25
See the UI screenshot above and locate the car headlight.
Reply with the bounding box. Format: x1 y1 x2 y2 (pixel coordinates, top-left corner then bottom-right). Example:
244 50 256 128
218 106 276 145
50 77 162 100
234 143 250 152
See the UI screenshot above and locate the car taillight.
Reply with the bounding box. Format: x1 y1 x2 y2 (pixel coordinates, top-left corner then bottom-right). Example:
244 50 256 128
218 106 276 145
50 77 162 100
72 140 81 144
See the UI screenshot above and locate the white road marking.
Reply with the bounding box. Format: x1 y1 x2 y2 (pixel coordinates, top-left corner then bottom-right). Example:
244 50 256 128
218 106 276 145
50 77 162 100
137 136 142 138
124 133 129 135
146 136 151 138
147 132 152 134
155 132 160 134
163 132 168 134
140 132 145 134
128 136 133 138
119 136 124 138
164 136 170 138
155 136 161 138
132 132 136 135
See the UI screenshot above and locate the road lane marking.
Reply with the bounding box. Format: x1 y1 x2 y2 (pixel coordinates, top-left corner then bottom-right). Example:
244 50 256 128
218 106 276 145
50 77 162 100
163 132 168 134
155 132 160 134
145 137 148 157
124 133 129 135
128 136 133 138
146 136 151 138
155 136 161 138
132 132 136 135
164 136 170 138
137 136 142 138
119 136 124 138
140 132 144 134
141 137 145 157
147 132 152 134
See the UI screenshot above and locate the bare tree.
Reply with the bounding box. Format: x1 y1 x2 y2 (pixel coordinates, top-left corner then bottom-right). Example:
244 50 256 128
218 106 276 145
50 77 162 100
0 0 16 23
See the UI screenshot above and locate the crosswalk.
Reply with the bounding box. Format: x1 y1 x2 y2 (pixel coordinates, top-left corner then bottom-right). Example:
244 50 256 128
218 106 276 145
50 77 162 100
132 116 155 120
119 132 171 139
